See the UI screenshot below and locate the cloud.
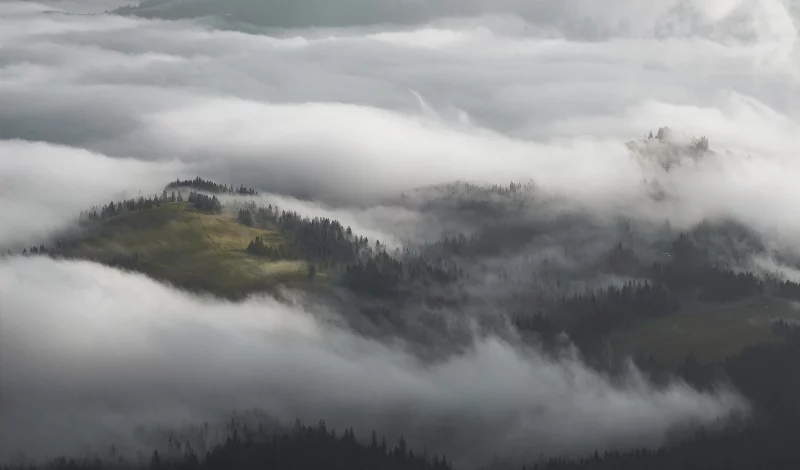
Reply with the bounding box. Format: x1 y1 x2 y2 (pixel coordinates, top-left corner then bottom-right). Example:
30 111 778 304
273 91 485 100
0 257 747 466
0 139 180 248
118 0 797 44
0 0 799 266
0 2 797 201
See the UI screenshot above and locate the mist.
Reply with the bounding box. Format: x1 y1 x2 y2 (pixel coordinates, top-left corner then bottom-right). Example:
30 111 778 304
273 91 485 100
0 139 180 249
4 0 800 467
2 0 800 252
0 256 747 467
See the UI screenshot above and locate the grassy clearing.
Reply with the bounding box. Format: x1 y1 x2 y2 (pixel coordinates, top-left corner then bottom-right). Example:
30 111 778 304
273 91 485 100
63 203 314 298
607 295 800 367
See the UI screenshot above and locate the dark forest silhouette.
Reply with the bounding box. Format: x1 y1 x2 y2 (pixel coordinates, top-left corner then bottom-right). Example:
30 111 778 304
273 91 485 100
10 421 454 470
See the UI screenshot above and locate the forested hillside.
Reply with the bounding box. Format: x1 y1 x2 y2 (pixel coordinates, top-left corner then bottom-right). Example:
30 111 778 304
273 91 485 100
9 177 800 470
13 177 800 357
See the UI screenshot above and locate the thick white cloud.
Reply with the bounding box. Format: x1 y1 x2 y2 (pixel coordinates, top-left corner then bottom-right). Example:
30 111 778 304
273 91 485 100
1 1 799 242
0 140 180 248
0 257 747 466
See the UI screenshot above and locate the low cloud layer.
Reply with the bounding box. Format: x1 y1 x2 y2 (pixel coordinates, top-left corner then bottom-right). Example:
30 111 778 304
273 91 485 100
0 257 746 466
1 1 800 249
0 139 180 249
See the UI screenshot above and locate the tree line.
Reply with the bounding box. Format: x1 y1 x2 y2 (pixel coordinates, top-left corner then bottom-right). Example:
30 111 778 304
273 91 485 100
7 420 454 470
514 280 679 352
241 204 372 266
187 191 222 213
76 177 253 223
652 262 764 302
167 177 257 196
341 250 461 298
80 192 177 222
239 205 462 298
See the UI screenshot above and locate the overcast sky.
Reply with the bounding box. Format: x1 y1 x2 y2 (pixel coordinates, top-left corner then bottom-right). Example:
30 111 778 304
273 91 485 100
2 0 799 464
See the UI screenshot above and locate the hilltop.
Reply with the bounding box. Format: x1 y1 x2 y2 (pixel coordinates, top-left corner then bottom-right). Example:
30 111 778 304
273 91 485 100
57 202 316 299
20 179 457 307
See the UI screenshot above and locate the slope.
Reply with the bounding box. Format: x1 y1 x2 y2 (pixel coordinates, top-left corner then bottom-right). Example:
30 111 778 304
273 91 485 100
59 202 316 299
606 295 800 367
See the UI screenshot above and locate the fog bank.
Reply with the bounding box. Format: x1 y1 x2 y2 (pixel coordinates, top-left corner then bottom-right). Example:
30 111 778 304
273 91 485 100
0 257 747 466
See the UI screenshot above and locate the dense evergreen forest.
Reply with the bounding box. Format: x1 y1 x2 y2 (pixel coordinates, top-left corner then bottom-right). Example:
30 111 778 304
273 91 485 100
239 204 462 298
7 421 454 470
11 326 800 470
187 191 222 213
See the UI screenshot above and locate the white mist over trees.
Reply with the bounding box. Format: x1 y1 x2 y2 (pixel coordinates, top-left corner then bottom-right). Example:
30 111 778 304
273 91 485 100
0 257 747 466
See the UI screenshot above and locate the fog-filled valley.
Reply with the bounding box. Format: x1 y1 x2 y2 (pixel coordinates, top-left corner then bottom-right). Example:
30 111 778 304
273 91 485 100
3 1 800 469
